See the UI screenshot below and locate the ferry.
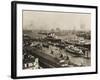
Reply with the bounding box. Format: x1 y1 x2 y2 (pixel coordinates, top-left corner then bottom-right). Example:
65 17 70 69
65 45 84 55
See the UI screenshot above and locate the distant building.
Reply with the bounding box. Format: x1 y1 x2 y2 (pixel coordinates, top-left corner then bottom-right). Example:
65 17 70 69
23 30 32 34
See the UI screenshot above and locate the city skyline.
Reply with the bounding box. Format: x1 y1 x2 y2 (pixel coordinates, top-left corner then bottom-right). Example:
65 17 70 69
23 10 91 31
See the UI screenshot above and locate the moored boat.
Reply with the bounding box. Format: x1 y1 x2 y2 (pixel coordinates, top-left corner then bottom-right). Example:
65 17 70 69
65 45 84 55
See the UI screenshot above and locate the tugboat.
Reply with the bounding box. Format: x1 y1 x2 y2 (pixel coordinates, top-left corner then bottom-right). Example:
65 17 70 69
65 45 84 55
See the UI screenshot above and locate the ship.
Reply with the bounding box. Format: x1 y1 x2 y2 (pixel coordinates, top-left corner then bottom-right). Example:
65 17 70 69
65 39 91 49
65 45 84 55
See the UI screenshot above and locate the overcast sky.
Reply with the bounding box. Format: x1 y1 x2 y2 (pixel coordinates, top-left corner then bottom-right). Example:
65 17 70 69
23 10 91 31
